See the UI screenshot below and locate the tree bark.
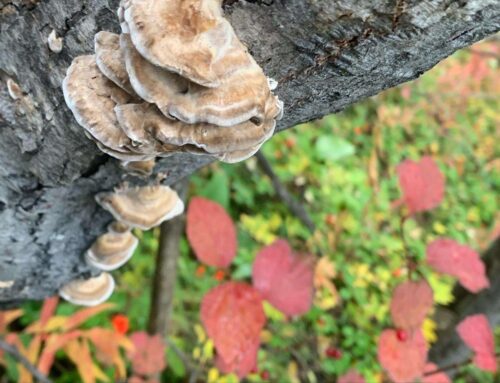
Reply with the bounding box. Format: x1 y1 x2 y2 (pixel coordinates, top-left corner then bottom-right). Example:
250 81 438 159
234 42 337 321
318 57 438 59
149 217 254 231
0 0 498 304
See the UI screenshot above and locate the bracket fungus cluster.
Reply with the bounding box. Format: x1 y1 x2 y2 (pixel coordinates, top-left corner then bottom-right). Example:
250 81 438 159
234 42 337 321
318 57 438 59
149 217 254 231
60 0 283 306
63 0 283 170
58 185 184 306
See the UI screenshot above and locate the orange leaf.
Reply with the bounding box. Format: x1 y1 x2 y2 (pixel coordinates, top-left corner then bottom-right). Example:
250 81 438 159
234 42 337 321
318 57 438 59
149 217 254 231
84 328 132 379
37 330 82 375
64 339 96 383
0 309 23 333
40 296 59 328
62 303 114 332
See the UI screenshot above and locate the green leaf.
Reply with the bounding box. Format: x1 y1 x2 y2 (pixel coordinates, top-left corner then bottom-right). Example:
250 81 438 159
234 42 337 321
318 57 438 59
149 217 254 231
198 171 230 209
315 136 355 162
167 346 186 377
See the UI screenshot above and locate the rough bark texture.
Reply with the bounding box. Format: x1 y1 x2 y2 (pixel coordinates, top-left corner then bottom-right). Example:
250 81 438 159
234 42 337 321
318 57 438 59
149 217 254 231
0 0 498 304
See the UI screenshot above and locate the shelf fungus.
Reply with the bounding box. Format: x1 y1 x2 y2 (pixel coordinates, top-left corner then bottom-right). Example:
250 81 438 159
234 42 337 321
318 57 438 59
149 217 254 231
95 185 184 230
59 273 115 306
85 222 139 271
62 0 283 167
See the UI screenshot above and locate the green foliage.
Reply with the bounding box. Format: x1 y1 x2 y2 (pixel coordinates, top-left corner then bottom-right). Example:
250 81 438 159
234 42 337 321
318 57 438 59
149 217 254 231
5 41 498 383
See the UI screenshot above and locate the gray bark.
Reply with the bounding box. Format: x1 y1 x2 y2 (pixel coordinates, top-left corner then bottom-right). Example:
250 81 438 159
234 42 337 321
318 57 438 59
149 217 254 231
0 0 498 304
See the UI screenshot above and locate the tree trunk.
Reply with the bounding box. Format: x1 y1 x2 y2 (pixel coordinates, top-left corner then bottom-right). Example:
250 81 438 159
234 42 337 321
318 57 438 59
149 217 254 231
0 0 498 304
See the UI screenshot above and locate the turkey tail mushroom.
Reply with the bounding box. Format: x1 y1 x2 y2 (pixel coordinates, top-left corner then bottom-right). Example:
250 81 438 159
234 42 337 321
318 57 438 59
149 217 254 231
85 222 139 271
122 0 248 87
59 273 115 306
95 185 184 230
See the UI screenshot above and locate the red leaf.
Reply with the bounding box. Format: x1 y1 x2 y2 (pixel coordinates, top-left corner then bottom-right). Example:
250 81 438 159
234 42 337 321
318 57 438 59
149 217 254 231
111 314 129 334
426 238 489 293
216 339 260 379
396 156 445 214
338 369 366 383
422 363 451 383
186 197 237 267
457 314 497 372
201 282 265 377
377 329 428 383
127 331 167 377
40 296 59 328
252 239 314 316
390 279 434 330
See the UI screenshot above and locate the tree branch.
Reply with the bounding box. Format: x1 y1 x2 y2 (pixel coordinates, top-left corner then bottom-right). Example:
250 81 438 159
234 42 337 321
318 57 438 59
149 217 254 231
148 178 189 337
0 339 52 383
255 151 315 233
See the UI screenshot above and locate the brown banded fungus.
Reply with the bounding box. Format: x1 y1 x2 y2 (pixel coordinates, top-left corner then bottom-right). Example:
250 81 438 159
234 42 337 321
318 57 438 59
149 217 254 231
123 0 246 88
85 221 139 271
59 273 115 306
61 0 284 304
95 185 184 230
95 31 138 97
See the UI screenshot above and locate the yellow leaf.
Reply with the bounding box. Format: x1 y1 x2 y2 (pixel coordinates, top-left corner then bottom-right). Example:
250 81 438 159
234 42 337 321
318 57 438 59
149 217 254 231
422 318 437 344
201 339 214 363
207 368 219 383
287 361 300 383
192 346 201 360
427 273 454 305
262 301 286 322
194 324 206 343
433 222 447 235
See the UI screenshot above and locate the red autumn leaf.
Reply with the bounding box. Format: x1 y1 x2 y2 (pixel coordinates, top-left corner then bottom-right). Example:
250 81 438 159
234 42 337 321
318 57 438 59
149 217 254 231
201 282 265 377
396 156 445 214
338 369 366 383
127 331 167 377
426 238 489 293
390 279 434 330
422 363 451 383
456 314 497 372
186 197 237 267
40 296 59 328
252 239 314 316
111 314 129 334
216 339 260 379
377 329 428 383
62 303 115 332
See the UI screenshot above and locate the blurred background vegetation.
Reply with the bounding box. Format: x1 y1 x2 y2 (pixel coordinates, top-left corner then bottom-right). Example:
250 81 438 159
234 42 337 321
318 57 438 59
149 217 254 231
4 39 499 383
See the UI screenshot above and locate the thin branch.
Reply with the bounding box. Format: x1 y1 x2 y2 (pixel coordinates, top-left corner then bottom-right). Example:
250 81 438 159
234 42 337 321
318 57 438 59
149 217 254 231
255 151 316 233
0 339 53 383
147 178 190 338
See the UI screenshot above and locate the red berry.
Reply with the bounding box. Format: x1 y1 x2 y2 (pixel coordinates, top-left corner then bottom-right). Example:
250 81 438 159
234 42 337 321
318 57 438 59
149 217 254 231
325 347 342 359
260 370 270 380
396 329 408 342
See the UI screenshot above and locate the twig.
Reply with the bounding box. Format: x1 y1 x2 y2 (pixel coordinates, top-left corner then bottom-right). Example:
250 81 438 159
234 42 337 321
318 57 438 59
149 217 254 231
255 151 316 233
0 339 53 383
424 352 500 377
147 178 189 337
